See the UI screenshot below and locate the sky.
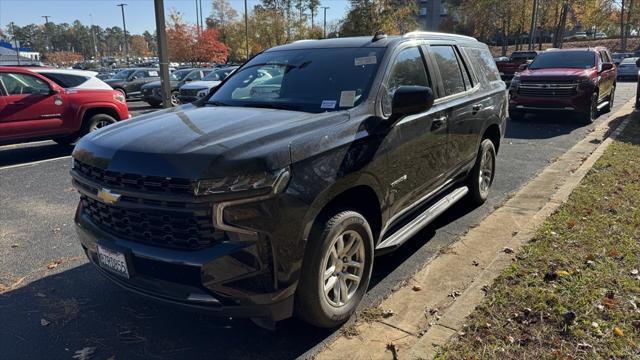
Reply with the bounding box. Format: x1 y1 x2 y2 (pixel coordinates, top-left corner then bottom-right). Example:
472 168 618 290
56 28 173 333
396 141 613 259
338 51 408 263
0 0 351 34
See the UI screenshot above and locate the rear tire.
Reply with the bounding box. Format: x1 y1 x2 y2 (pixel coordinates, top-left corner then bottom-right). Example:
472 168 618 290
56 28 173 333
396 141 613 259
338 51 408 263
466 139 496 206
56 113 117 146
295 211 374 328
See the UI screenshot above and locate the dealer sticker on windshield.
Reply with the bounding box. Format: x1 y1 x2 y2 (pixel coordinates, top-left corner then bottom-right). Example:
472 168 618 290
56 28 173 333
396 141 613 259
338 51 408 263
354 55 377 66
321 100 337 109
339 91 356 107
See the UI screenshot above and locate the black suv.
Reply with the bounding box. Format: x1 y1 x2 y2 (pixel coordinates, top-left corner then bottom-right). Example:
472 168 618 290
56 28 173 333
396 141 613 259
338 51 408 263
71 32 507 328
104 68 160 99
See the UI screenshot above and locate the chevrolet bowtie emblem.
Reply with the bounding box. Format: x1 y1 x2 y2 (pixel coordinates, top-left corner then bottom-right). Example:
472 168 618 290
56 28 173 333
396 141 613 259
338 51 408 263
97 188 121 205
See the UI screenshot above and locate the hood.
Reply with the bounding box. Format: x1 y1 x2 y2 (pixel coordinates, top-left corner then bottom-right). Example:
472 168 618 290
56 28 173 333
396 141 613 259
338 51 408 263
72 104 349 180
520 68 595 79
142 80 179 90
181 80 221 90
104 79 124 86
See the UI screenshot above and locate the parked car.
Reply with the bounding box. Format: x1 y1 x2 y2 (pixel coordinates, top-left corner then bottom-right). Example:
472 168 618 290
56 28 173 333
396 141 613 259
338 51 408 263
0 66 129 146
617 57 639 81
612 52 634 66
564 32 588 41
594 32 607 39
31 68 113 90
178 67 237 103
141 68 214 107
103 68 160 99
509 47 616 123
70 32 507 328
496 51 539 83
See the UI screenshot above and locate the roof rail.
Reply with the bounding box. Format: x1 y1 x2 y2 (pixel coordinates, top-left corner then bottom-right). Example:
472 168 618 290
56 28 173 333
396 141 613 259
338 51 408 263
372 31 387 42
403 31 477 42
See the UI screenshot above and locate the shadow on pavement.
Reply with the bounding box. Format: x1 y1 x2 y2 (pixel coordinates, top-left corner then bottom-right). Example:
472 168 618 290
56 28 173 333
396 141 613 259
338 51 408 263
0 264 331 360
0 142 72 167
505 112 586 140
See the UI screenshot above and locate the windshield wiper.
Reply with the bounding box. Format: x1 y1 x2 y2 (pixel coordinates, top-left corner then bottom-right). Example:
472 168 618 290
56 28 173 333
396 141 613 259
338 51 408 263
242 103 301 111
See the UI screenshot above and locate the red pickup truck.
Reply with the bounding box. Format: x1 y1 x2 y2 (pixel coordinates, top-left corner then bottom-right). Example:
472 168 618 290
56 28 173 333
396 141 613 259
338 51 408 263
0 67 129 146
496 51 539 83
509 47 616 124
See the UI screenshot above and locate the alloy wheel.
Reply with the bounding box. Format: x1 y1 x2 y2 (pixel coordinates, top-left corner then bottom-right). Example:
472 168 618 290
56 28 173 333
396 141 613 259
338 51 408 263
478 147 494 196
171 92 181 107
89 119 114 132
321 230 365 307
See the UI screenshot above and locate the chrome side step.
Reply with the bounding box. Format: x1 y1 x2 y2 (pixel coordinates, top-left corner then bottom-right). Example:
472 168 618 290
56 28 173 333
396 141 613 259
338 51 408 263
597 101 609 111
375 186 469 250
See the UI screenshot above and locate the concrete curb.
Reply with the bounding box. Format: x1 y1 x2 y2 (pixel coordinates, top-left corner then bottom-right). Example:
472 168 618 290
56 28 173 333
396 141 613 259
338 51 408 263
315 99 637 360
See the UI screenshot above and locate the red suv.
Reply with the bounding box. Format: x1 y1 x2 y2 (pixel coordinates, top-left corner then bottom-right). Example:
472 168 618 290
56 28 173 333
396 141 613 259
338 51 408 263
509 48 616 123
0 67 129 146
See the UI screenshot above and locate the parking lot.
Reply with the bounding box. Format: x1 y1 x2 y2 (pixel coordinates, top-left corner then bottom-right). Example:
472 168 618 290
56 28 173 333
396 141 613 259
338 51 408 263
0 83 637 360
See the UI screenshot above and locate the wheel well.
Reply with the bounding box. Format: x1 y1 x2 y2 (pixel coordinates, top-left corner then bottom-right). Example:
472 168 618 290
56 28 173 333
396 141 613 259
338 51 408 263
482 124 501 153
315 186 382 241
82 107 121 122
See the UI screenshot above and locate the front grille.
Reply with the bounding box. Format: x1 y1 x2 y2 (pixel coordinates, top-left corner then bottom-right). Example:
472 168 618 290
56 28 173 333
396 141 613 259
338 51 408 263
180 88 200 97
74 160 194 196
81 195 221 250
518 87 577 97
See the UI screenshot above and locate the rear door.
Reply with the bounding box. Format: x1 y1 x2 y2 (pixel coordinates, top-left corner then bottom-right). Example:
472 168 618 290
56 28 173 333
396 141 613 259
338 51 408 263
427 44 486 174
0 71 70 143
598 50 615 100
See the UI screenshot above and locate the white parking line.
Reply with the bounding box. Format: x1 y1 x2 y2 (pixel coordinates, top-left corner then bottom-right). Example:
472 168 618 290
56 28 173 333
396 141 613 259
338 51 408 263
0 140 54 150
0 156 71 171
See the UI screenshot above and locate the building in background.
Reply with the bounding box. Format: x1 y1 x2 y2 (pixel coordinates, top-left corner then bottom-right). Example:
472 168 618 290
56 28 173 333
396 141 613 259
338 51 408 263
0 40 41 65
416 0 446 31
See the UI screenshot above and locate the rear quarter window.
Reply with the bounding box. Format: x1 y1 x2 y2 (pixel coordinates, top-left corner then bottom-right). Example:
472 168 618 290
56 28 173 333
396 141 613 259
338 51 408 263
463 47 501 83
39 73 88 88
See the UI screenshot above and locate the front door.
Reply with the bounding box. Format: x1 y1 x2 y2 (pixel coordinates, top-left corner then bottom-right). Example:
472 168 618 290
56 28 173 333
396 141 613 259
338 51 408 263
382 45 449 221
0 71 68 143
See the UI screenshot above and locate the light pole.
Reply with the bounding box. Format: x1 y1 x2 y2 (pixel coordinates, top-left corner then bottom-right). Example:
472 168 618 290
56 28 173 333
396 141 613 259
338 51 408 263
154 0 172 108
321 6 329 38
89 14 99 60
528 0 539 51
42 15 52 53
117 3 129 65
244 0 249 60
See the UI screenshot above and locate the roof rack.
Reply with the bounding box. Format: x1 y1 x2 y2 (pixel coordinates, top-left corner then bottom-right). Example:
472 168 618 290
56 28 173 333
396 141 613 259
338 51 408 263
403 31 477 41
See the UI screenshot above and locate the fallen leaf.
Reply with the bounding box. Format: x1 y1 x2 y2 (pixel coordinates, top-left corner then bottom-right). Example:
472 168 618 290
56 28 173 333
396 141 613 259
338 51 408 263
507 335 515 344
382 309 395 318
556 270 571 277
46 260 62 269
602 297 616 309
613 327 624 337
40 318 50 326
566 219 576 229
502 247 514 254
472 260 480 267
412 285 422 291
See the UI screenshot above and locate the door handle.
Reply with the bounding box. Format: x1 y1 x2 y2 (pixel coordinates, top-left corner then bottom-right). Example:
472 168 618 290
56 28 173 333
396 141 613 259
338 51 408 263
472 104 483 114
431 116 447 130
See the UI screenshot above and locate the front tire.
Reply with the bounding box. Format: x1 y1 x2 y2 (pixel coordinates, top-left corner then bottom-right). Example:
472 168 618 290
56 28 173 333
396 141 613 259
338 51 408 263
466 139 496 206
296 211 374 328
56 114 117 146
581 92 599 124
170 91 181 107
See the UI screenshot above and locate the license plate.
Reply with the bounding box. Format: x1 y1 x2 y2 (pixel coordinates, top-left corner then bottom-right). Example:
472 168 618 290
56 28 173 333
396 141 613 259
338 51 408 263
97 245 130 278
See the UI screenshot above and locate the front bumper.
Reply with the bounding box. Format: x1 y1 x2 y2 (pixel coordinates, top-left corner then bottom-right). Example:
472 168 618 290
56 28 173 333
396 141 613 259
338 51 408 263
508 87 592 114
75 207 295 321
142 94 162 104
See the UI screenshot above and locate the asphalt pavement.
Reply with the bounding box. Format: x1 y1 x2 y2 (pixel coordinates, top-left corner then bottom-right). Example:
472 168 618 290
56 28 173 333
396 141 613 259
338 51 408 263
0 85 637 360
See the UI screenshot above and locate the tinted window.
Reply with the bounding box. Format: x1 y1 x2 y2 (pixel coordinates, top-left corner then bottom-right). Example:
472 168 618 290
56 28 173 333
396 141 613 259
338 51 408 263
382 47 429 115
465 47 500 82
209 48 385 113
112 69 135 80
39 72 88 88
170 69 192 81
0 73 50 95
529 51 595 69
186 71 202 80
431 45 466 96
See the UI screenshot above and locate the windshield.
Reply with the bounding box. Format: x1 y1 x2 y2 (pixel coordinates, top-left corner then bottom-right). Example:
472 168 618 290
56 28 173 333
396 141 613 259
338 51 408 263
529 51 595 69
208 48 385 113
203 68 232 81
171 69 192 81
620 57 638 65
112 69 135 80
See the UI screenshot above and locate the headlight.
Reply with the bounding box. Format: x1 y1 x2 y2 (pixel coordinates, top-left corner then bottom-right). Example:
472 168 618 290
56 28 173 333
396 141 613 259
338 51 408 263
510 75 520 88
193 167 290 196
113 92 126 103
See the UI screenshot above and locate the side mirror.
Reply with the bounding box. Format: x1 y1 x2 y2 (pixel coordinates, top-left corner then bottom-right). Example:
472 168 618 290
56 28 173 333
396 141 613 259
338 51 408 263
391 86 435 118
601 63 614 72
